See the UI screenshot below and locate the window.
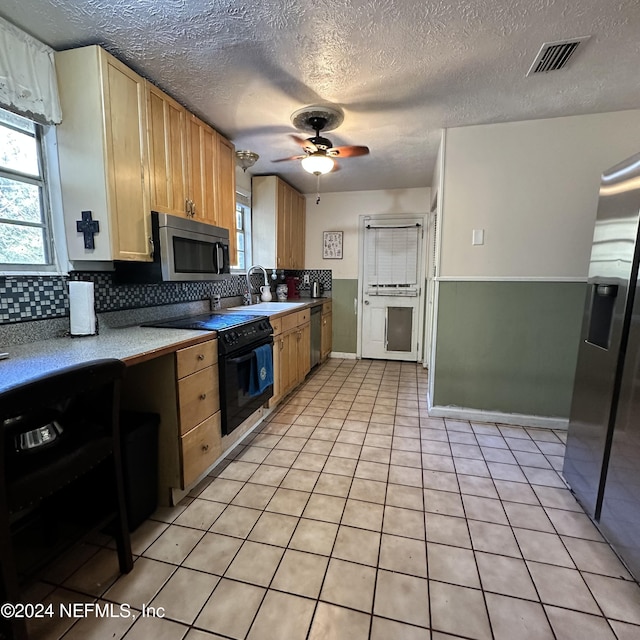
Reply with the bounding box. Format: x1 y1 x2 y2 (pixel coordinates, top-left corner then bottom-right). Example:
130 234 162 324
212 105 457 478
364 222 421 295
0 107 52 267
233 193 252 271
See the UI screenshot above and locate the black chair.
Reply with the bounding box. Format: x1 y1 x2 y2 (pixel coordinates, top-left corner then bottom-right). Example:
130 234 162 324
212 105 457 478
0 359 133 640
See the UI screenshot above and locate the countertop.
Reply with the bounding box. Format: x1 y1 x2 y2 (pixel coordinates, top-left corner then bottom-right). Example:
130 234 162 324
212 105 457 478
0 296 332 395
0 326 212 395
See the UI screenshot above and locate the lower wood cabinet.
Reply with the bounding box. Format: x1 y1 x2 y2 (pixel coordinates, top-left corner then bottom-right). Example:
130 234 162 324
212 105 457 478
270 309 311 407
180 412 221 487
121 337 222 502
177 365 220 434
175 341 221 487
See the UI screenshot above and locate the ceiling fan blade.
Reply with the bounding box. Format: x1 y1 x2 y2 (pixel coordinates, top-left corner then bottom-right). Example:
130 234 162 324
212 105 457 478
328 145 370 158
271 154 307 163
290 134 317 153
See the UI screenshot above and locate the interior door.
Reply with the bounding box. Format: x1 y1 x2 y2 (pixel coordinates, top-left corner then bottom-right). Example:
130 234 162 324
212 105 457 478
360 217 425 361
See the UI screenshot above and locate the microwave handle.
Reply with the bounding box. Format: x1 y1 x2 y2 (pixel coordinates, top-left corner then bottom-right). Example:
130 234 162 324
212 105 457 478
214 242 224 274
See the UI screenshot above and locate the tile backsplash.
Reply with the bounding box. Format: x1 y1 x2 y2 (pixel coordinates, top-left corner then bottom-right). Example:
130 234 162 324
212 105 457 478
0 276 68 323
0 269 332 325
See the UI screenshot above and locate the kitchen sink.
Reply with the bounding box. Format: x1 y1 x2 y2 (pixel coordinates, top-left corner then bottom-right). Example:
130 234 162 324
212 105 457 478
227 302 307 312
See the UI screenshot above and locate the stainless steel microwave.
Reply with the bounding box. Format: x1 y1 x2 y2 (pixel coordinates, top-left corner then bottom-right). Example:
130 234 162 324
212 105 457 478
114 212 230 283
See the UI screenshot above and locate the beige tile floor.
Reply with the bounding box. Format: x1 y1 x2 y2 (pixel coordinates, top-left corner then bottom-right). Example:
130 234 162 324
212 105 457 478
25 359 640 640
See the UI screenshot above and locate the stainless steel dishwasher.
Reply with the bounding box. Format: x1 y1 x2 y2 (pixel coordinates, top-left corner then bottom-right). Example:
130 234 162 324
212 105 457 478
310 305 321 368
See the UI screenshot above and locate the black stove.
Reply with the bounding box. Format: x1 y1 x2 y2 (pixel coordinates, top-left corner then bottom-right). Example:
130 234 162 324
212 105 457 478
144 312 274 435
143 313 273 355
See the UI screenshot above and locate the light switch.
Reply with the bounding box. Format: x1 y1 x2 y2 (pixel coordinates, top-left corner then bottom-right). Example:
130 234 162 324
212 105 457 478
472 229 484 245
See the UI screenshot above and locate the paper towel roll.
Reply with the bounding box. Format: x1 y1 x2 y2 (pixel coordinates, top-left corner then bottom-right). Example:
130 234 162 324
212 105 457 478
69 280 97 336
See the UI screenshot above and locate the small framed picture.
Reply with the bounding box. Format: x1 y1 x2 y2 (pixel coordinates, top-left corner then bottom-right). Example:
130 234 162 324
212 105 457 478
323 231 343 259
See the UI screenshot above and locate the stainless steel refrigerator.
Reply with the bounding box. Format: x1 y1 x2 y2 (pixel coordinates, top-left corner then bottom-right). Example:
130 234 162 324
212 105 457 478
564 151 640 579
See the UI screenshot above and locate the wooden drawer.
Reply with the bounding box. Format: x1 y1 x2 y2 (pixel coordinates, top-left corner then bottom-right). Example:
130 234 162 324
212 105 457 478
281 311 300 333
297 309 309 324
176 340 217 379
181 412 222 487
322 300 332 315
270 317 282 336
178 366 220 434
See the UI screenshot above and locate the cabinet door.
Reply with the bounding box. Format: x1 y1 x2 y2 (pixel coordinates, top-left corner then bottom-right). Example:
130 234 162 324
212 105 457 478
146 84 188 217
276 179 289 269
186 115 203 220
269 337 284 407
285 185 296 269
102 53 152 261
200 124 217 225
283 331 298 395
187 115 218 225
293 191 306 268
217 134 237 264
291 191 300 269
299 192 306 268
321 311 332 361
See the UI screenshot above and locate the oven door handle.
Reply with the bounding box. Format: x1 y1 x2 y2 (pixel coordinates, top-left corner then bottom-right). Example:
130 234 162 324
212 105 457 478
227 351 256 365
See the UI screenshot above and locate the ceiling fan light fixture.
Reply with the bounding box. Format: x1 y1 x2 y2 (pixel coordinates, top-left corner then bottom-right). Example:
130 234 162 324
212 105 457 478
301 153 334 175
235 150 259 172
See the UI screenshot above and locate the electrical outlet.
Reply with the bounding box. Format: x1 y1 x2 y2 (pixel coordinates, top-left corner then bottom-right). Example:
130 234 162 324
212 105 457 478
303 274 310 284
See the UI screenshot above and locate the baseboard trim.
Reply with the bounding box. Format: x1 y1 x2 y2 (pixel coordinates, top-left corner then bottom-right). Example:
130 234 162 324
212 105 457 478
330 352 357 359
427 404 569 430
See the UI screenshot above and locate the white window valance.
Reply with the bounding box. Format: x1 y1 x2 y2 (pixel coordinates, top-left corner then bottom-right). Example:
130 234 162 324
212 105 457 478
0 17 62 124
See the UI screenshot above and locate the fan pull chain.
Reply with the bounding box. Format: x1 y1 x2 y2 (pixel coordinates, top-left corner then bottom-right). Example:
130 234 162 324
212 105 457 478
316 173 321 205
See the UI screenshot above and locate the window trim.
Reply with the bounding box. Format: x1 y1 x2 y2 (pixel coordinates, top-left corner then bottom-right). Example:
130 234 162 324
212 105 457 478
0 112 67 275
231 190 252 273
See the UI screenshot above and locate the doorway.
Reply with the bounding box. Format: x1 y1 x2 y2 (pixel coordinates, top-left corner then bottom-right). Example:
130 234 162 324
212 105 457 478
359 215 427 361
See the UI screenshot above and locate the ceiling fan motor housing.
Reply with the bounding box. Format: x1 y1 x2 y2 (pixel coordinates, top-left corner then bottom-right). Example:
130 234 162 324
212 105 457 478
309 135 333 151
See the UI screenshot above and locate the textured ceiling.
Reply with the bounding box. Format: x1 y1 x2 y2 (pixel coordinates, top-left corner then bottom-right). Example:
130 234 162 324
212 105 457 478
2 0 640 194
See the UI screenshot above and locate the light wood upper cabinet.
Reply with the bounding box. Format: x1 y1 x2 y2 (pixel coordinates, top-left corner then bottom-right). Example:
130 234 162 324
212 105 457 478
253 175 306 270
217 134 237 265
186 113 217 225
146 84 189 217
56 45 152 262
185 114 237 248
57 45 237 261
276 179 291 269
146 81 239 238
291 190 306 269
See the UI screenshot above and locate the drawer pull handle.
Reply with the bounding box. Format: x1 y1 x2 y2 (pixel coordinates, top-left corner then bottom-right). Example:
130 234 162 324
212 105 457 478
197 354 205 361
202 444 209 452
200 393 207 400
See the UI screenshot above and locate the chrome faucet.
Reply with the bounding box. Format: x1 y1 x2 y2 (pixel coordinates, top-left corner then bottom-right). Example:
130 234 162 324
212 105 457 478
245 265 269 304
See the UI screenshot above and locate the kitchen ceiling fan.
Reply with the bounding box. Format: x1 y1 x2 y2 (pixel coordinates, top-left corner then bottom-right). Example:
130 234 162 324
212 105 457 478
272 105 370 176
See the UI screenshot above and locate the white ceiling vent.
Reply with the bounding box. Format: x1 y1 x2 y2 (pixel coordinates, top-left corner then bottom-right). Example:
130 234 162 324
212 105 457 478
526 36 590 76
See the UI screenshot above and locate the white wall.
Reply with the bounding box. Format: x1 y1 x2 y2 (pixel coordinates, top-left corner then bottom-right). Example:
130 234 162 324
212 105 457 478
440 109 640 278
304 188 430 279
236 166 251 193
431 135 443 210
